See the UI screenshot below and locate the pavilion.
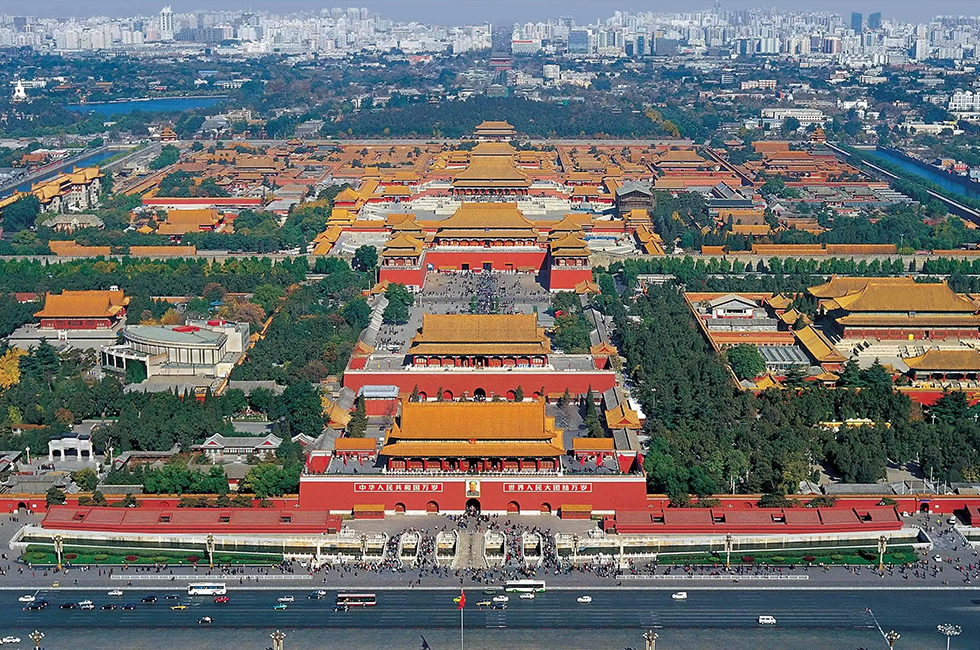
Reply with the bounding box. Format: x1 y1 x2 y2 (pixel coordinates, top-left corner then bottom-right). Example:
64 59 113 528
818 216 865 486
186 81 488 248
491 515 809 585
810 277 980 340
451 144 531 196
34 290 129 331
407 314 550 370
380 399 565 473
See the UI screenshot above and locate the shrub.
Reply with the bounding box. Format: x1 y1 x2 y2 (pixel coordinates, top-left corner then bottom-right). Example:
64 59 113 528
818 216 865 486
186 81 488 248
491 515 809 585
858 550 878 562
125 555 139 562
802 555 816 562
830 554 844 561
769 556 785 563
64 553 78 560
741 556 755 563
186 555 200 562
153 556 170 562
217 555 233 562
93 554 109 561
891 552 906 561
31 552 49 560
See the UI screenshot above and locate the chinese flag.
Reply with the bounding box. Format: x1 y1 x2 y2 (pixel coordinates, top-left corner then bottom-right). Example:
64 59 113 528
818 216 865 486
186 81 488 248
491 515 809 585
457 589 465 610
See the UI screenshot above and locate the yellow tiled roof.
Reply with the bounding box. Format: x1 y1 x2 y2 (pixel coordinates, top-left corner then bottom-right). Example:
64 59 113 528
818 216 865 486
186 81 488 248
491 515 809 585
905 349 980 372
831 281 976 313
794 325 846 363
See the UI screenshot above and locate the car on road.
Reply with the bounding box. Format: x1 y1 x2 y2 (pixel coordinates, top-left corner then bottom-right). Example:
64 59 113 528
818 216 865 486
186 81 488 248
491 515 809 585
672 592 687 600
492 595 509 603
198 616 213 625
277 595 295 603
60 602 77 609
333 605 349 612
142 596 158 603
170 604 187 610
482 588 497 596
274 603 288 610
26 600 49 610
101 604 117 610
491 603 507 610
214 596 230 603
121 603 137 610
577 596 592 604
519 593 535 600
758 615 776 625
107 590 123 597
475 600 492 608
78 601 94 610
164 593 181 600
307 590 326 599
2 637 22 644
18 595 35 603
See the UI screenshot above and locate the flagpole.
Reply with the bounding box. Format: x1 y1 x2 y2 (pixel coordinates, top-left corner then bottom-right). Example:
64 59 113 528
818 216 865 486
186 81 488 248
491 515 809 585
460 603 464 650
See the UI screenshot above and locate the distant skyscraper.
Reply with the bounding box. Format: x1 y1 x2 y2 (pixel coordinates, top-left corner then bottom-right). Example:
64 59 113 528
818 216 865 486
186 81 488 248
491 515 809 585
568 29 590 55
868 12 882 30
159 5 174 41
851 12 863 32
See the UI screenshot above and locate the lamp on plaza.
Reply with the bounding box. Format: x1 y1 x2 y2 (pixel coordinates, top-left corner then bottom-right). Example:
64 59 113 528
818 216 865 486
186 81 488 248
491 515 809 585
937 623 961 650
642 630 658 650
29 630 43 650
53 534 64 572
877 534 888 572
885 629 900 649
724 532 734 569
270 629 286 650
205 533 215 569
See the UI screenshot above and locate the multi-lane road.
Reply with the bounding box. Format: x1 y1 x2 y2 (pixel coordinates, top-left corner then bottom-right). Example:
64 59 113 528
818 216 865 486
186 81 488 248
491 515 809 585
2 587 978 649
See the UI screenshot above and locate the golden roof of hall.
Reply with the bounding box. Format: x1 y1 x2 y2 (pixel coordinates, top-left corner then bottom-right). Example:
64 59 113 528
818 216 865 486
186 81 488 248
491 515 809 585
807 275 915 299
827 281 977 313
437 203 537 231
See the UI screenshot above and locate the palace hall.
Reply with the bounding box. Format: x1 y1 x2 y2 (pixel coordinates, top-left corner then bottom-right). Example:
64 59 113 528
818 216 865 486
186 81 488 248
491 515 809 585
809 276 980 340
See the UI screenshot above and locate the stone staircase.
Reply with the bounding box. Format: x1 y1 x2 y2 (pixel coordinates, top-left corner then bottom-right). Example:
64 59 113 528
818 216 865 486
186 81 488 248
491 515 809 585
453 532 487 570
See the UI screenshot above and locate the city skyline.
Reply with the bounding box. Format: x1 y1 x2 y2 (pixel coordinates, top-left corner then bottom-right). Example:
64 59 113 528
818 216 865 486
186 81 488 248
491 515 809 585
0 0 974 23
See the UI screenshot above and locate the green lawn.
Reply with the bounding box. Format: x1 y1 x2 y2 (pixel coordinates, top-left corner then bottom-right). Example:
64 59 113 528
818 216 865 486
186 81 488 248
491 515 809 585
22 545 281 566
654 546 919 567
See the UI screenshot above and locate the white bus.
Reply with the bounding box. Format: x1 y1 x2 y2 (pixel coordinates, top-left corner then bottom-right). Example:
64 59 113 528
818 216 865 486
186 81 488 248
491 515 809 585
504 580 546 593
336 593 377 607
187 583 227 596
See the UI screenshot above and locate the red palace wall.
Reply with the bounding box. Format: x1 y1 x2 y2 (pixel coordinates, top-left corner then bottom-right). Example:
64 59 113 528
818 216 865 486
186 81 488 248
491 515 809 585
39 318 113 330
843 328 979 340
423 250 548 275
379 267 426 288
546 267 594 291
342 369 617 400
299 474 649 515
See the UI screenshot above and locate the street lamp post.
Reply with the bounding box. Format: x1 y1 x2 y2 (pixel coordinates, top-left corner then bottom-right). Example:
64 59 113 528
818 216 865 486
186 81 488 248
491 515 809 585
270 630 286 650
205 533 215 569
937 623 961 650
643 630 658 650
724 532 734 569
29 630 43 650
53 535 64 572
885 630 900 649
877 535 888 572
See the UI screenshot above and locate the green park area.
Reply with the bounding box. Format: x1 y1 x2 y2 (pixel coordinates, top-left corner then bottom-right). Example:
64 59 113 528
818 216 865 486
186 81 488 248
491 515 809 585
21 544 281 567
653 546 919 567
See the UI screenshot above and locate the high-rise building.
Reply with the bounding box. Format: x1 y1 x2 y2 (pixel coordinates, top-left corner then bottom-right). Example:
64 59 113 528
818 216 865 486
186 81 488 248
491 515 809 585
851 12 863 32
159 6 174 41
567 29 590 55
868 12 882 30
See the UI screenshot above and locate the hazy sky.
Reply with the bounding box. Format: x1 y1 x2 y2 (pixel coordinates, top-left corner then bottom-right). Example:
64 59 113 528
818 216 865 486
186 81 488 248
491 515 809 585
1 0 977 23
